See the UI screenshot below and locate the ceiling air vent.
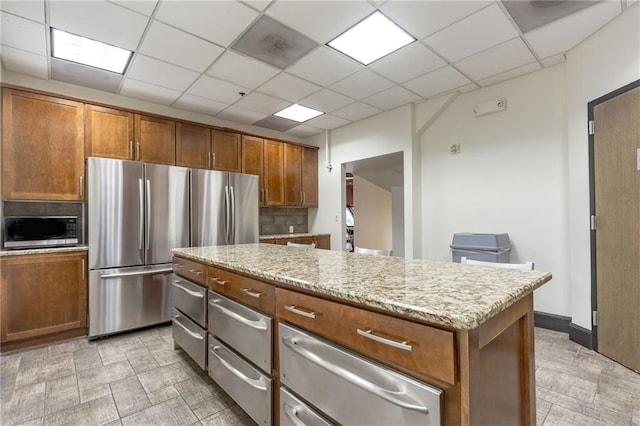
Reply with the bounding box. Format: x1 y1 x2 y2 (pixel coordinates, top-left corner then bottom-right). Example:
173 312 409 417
502 0 601 33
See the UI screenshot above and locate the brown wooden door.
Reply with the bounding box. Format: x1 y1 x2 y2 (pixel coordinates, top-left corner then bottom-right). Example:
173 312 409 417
302 147 318 207
2 88 85 201
212 130 241 172
0 252 87 346
593 83 640 372
176 122 210 169
135 114 176 164
284 144 303 206
85 104 134 160
263 140 284 206
242 135 264 204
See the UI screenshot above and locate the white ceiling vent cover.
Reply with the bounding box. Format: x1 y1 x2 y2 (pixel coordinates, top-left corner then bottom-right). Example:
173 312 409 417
231 15 318 69
502 0 601 33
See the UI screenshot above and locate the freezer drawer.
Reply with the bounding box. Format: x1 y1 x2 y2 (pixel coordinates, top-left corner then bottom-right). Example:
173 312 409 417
89 265 173 338
208 336 272 426
280 387 335 426
208 291 272 373
279 323 442 426
172 276 207 328
173 308 206 369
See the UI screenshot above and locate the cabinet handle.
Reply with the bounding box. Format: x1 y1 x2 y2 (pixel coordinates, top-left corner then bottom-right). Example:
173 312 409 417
210 345 269 391
173 263 184 269
210 277 228 286
136 142 140 160
129 141 133 159
284 304 316 319
174 316 204 340
356 329 413 352
303 191 306 205
264 188 268 203
79 176 84 197
209 299 268 330
212 152 216 168
208 152 212 169
81 259 85 281
173 281 204 298
240 288 262 299
300 191 303 206
188 269 204 275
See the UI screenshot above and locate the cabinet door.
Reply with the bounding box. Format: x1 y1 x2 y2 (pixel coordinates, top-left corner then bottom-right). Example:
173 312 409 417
135 114 176 165
302 147 318 207
284 144 303 206
263 140 284 206
2 89 85 201
176 122 210 169
212 130 241 172
315 235 331 250
242 135 264 204
1 252 87 345
85 104 134 160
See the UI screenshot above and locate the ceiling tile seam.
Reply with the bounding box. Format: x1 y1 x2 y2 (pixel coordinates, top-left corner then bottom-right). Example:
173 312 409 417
44 0 52 81
476 60 540 87
494 1 546 68
449 35 529 68
1 9 44 25
416 1 498 41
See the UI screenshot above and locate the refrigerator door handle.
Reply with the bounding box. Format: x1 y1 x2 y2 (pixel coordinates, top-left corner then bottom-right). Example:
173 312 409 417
229 185 235 245
224 185 230 245
146 179 151 251
138 178 144 250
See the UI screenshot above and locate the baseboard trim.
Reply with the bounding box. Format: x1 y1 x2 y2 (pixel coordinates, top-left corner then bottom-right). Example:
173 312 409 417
569 323 593 350
534 311 571 333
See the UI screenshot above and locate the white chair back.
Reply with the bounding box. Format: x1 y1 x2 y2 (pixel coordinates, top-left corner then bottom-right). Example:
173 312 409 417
461 257 534 270
287 242 316 248
355 246 392 256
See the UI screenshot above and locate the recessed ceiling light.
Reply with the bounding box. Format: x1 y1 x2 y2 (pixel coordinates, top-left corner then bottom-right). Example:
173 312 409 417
327 11 416 65
51 28 133 74
274 104 324 122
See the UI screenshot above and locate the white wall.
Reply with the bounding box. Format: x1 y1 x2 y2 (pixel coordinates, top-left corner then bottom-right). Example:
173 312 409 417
565 3 640 329
353 176 392 251
391 185 405 257
420 65 570 316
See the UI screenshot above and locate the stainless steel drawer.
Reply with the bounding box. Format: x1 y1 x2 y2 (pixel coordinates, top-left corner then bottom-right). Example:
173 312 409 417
172 308 206 369
172 276 207 327
280 387 334 426
208 291 272 374
279 323 442 426
208 336 272 426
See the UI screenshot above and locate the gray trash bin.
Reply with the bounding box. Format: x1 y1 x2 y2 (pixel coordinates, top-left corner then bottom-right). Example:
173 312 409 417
450 233 511 263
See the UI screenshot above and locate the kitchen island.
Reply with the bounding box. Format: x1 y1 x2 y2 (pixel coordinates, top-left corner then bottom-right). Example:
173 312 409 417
172 243 552 425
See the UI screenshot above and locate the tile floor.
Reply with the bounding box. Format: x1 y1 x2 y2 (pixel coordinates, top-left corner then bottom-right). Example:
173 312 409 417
0 326 638 425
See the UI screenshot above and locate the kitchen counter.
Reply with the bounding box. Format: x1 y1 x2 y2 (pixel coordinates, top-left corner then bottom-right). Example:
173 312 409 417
172 243 551 330
0 245 88 257
258 233 329 240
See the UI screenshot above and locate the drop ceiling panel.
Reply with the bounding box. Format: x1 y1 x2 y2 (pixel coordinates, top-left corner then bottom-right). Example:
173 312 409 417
173 94 228 116
286 46 362 87
217 106 268 124
139 21 224 72
332 102 382 122
1 12 46 55
330 69 394 100
541 54 566 67
257 73 321 102
187 75 247 104
305 113 351 130
454 37 537 81
233 91 290 115
424 4 519 62
381 0 492 39
0 45 48 79
286 124 324 137
502 0 599 33
206 51 280 89
524 0 621 59
252 115 299 132
477 61 541 87
363 86 421 110
242 0 272 12
403 66 472 99
51 58 123 93
127 55 199 91
369 42 446 83
266 0 374 43
0 1 45 23
156 0 258 46
300 89 355 112
49 1 148 51
109 1 158 16
120 79 182 105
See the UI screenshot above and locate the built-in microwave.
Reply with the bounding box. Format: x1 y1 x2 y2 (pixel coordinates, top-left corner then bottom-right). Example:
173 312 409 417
3 216 79 249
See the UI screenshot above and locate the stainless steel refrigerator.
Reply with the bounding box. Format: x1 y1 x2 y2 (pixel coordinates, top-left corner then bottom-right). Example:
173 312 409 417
87 157 189 338
191 169 259 246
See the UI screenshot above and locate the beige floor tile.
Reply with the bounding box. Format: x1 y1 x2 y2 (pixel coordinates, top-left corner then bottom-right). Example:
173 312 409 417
44 374 79 415
147 385 181 406
73 347 103 372
0 382 45 425
14 353 75 389
44 394 119 426
76 360 135 393
121 397 198 426
542 404 603 426
174 378 236 420
110 376 152 418
199 405 255 426
137 362 198 395
79 384 112 404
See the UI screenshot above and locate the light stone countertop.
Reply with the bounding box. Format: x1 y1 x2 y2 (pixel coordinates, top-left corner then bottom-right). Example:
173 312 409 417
172 243 552 331
259 233 330 240
0 245 89 257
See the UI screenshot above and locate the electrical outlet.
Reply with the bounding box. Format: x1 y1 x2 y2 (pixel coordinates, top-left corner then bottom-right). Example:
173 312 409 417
450 144 461 155
289 225 294 233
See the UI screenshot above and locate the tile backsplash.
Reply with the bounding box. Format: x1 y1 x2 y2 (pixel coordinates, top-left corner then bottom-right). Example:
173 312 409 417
2 201 85 244
259 207 308 235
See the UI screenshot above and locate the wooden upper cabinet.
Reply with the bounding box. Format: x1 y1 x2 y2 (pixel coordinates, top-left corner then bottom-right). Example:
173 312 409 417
284 144 303 206
2 88 85 201
135 114 175 165
302 147 318 207
211 130 241 172
176 122 210 169
242 135 264 205
85 104 134 160
263 140 284 206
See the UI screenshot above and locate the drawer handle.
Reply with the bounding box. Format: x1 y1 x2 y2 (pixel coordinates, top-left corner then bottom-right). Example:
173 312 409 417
284 305 317 319
173 316 204 340
240 288 262 299
173 282 204 298
209 299 268 331
173 263 184 269
188 269 204 275
282 337 428 414
283 403 307 426
210 277 227 286
356 329 413 352
210 345 268 392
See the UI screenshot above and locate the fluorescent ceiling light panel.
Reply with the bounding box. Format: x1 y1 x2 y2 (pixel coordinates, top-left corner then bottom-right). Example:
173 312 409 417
327 11 415 65
51 28 132 74
274 104 324 122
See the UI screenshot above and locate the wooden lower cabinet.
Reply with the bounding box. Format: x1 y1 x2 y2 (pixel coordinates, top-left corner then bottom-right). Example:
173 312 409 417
0 251 88 352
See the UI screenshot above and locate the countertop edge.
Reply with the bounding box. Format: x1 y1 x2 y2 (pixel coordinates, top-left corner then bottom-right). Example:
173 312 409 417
0 246 89 257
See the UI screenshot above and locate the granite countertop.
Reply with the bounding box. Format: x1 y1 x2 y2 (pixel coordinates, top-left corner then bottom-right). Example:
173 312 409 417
0 245 89 257
172 244 552 331
259 233 329 240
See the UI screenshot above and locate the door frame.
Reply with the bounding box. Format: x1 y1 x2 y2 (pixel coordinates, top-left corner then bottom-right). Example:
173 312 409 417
587 78 640 352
